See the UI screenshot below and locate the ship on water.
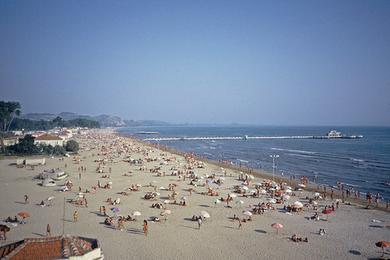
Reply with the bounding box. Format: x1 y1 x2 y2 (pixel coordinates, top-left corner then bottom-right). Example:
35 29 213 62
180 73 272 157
324 130 363 139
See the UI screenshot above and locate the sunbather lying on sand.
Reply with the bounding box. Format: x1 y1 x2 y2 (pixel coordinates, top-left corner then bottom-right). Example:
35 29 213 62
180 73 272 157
291 234 308 242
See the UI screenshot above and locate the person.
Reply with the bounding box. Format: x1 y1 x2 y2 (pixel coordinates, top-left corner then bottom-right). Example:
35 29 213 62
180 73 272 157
375 193 380 207
118 218 125 231
46 224 51 236
103 206 107 216
319 228 326 236
366 192 372 208
24 195 29 204
197 217 202 229
143 220 148 236
84 198 88 208
73 210 78 222
79 172 81 179
238 219 242 229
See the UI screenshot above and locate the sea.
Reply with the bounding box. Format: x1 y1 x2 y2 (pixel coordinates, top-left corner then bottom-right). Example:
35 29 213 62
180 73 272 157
117 126 390 201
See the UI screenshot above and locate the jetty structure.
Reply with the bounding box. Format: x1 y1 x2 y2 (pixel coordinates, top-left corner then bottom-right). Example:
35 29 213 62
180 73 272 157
143 130 363 142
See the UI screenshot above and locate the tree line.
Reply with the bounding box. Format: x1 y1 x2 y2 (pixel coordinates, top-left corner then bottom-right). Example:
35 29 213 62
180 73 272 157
10 116 100 130
1 100 93 154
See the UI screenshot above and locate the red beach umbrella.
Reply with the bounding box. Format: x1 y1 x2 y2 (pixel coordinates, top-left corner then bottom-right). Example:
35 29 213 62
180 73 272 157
322 209 332 220
17 212 30 219
271 223 283 234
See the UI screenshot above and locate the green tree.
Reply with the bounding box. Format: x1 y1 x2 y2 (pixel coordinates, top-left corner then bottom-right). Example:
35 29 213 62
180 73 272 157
7 134 39 155
0 101 21 152
65 140 79 153
52 116 63 127
53 145 65 155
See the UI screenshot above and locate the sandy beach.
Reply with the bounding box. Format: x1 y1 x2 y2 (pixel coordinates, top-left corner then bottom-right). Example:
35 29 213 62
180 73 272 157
0 129 389 259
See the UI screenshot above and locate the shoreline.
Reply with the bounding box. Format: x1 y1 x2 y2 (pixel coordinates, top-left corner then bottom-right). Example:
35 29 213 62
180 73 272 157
116 131 390 212
1 128 389 259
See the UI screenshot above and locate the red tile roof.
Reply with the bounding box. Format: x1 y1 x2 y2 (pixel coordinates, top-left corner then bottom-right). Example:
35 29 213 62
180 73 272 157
35 134 63 141
0 235 99 259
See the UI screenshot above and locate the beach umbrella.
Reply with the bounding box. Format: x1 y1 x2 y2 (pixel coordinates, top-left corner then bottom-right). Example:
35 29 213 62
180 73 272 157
271 223 283 233
268 198 277 204
242 186 249 191
47 196 55 201
200 211 210 219
161 209 172 216
229 193 237 198
312 201 318 206
163 200 171 204
214 199 221 204
293 201 304 208
285 186 292 190
132 211 141 217
18 212 30 218
111 207 120 213
285 189 292 194
159 186 166 190
314 192 320 197
108 181 113 185
181 196 187 201
136 184 142 187
322 208 333 220
236 200 244 205
243 211 252 216
162 209 172 215
375 241 390 256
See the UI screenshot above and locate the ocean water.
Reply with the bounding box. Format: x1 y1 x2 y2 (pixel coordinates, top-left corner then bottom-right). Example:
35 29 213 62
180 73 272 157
118 126 390 200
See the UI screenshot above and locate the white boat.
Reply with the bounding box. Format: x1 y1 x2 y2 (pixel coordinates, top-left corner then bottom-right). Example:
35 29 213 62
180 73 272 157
41 178 56 187
327 130 342 138
40 168 68 180
51 171 68 180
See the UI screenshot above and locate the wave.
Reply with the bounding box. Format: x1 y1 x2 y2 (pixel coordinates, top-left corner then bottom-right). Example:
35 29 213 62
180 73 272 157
287 153 315 159
350 158 365 163
271 147 316 155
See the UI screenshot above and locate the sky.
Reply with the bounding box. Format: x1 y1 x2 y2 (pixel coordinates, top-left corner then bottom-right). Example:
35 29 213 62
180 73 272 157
1 1 389 126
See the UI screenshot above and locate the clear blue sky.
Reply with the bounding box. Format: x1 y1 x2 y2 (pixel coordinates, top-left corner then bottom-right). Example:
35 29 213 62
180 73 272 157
1 0 389 125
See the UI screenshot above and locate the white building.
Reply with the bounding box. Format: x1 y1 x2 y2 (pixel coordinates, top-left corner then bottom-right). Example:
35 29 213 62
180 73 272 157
34 133 64 146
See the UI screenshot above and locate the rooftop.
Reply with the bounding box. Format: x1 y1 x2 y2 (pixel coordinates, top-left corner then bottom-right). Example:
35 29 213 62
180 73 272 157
0 235 101 259
35 134 63 141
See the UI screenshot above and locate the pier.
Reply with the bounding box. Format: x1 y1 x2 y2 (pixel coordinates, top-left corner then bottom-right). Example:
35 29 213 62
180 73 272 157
143 134 363 142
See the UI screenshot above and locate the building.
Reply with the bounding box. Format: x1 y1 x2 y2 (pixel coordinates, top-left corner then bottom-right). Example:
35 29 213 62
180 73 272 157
1 136 19 147
34 134 64 146
0 235 104 259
